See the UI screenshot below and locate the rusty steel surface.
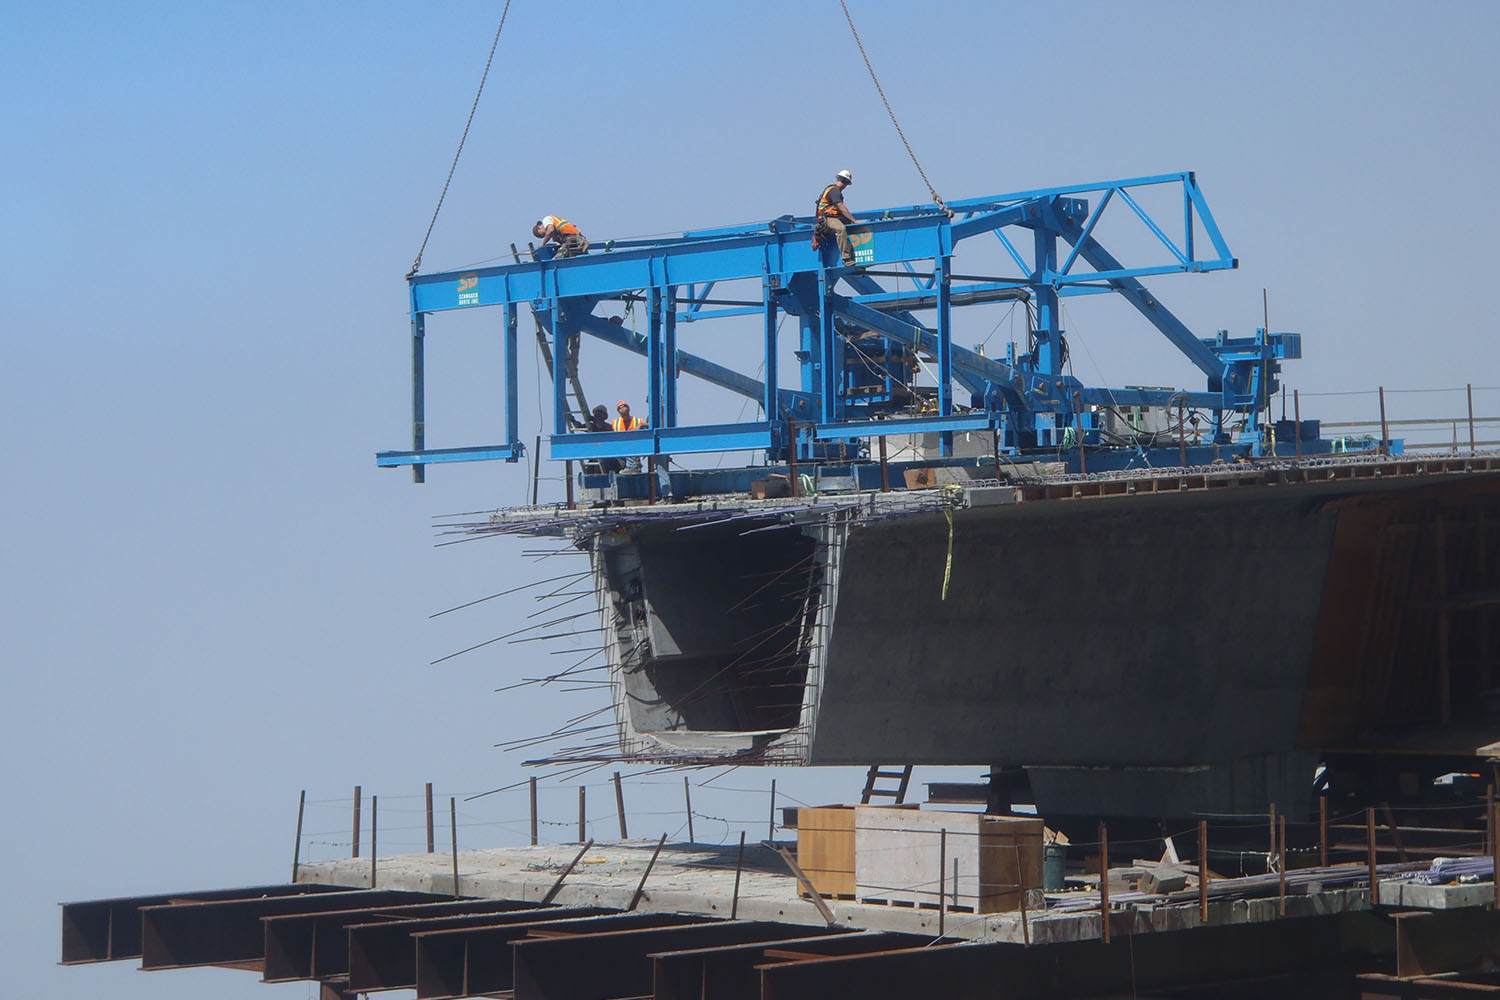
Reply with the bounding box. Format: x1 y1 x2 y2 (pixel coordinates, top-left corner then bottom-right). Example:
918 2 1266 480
260 898 542 983
139 888 440 971
511 921 834 1000
59 883 345 965
411 911 709 1000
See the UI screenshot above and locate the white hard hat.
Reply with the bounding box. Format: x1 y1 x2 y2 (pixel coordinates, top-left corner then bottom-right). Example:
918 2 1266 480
836 169 853 184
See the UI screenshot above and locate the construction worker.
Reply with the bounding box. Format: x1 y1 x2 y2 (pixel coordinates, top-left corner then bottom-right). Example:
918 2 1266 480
532 215 590 258
583 404 622 474
815 170 857 266
612 399 647 472
611 399 647 433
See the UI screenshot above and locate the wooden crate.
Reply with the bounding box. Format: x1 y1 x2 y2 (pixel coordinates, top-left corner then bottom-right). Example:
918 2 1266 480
796 805 856 896
855 806 1043 913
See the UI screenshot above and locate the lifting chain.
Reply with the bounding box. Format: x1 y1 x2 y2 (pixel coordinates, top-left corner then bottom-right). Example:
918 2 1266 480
838 0 953 218
406 0 514 279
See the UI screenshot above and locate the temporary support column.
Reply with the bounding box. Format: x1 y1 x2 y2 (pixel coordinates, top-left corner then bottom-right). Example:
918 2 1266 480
762 277 779 421
505 303 520 462
549 302 568 438
410 310 426 483
647 287 664 435
818 270 838 425
662 287 678 429
935 255 954 456
1032 223 1063 445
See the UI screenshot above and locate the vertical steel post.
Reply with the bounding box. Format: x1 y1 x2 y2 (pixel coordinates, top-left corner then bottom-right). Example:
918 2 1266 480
370 795 377 888
1099 822 1110 944
1016 845 1029 947
578 785 587 844
763 279 779 422
663 286 678 428
565 460 574 510
1277 815 1287 915
613 772 628 840
1492 798 1499 909
352 785 361 859
1197 820 1209 923
1486 785 1494 856
818 272 837 425
731 831 745 919
1032 226 1062 447
683 777 695 845
1319 794 1328 868
1074 392 1086 475
1294 389 1303 460
505 304 519 457
551 304 568 438
531 435 541 505
530 777 538 846
426 783 435 854
647 288 663 435
878 436 889 492
1468 383 1477 453
291 790 305 883
450 797 460 899
935 255 953 458
1178 401 1187 468
411 309 425 484
1268 802 1277 872
768 780 777 842
938 828 947 937
1378 386 1389 455
1366 807 1379 905
786 423 800 497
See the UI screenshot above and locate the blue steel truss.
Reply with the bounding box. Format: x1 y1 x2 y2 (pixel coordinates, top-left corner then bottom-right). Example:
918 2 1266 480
378 171 1305 481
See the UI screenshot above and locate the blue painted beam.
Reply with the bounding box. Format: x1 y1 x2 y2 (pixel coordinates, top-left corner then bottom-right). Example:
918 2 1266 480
1049 206 1230 380
378 443 524 467
548 422 774 460
812 413 996 440
409 215 949 313
572 312 765 402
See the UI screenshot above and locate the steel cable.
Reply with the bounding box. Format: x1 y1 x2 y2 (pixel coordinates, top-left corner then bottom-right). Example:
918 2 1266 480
406 1 514 278
838 0 951 217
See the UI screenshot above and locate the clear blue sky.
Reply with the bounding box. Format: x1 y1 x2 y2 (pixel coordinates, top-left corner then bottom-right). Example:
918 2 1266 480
5 2 1498 997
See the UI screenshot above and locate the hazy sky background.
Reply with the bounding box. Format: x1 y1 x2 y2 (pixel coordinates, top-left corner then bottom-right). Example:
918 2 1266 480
5 2 1499 997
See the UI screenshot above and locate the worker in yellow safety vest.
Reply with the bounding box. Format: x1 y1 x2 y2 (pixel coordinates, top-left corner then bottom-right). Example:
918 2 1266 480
532 215 590 258
814 170 857 266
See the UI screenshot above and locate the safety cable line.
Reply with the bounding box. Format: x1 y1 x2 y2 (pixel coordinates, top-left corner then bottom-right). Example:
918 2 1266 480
406 1 514 278
838 0 950 217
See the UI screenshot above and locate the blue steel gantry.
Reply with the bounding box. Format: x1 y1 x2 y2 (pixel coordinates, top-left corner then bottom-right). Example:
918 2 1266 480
378 171 1357 489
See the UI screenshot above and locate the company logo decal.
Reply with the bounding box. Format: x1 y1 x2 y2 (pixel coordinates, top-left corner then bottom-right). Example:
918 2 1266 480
850 229 875 264
457 273 479 306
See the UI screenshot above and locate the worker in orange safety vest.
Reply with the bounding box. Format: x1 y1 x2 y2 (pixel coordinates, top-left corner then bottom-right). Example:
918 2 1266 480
814 170 857 266
532 215 590 258
612 400 648 473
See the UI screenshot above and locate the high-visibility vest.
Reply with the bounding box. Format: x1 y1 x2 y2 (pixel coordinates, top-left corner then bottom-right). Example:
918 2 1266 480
612 415 646 431
545 215 582 237
816 185 843 218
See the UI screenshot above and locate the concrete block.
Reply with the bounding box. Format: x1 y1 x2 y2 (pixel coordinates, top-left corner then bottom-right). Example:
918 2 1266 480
1398 881 1496 910
855 806 1042 913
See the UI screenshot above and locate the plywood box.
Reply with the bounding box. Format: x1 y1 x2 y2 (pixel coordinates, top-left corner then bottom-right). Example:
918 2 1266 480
855 806 1044 913
796 805 856 896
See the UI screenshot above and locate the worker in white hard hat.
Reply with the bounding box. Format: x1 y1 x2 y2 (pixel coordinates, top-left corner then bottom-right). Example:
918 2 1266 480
815 170 858 266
